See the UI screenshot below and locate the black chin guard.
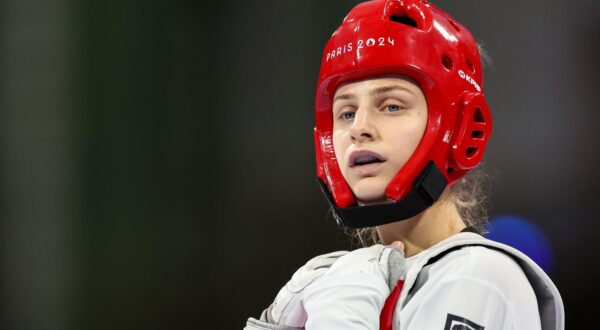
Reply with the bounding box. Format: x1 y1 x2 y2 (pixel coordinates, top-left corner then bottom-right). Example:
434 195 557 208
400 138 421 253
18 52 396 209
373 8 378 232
317 161 448 228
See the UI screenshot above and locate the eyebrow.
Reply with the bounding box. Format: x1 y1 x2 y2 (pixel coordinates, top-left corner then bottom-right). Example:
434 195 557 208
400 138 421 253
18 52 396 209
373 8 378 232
333 85 414 103
372 85 414 96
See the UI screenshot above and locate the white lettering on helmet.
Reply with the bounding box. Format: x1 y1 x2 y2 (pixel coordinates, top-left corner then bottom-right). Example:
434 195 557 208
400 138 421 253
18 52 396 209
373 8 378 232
325 36 395 62
458 69 481 92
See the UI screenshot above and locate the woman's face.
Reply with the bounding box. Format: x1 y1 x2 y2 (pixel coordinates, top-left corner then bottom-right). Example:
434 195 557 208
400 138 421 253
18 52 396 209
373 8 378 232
332 75 428 204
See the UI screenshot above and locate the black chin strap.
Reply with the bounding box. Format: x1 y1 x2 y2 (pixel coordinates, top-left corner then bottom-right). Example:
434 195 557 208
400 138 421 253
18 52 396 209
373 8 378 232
317 161 448 228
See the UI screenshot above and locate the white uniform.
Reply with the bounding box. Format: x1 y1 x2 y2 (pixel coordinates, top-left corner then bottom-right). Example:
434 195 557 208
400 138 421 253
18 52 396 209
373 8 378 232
245 231 564 330
400 237 540 329
393 231 563 329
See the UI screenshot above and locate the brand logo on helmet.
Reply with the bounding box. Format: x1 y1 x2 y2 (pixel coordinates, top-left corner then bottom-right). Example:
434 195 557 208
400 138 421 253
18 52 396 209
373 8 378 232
325 36 396 62
458 70 481 92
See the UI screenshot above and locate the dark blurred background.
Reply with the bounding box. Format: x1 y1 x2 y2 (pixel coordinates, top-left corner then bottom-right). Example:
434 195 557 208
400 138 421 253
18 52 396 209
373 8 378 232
1 0 598 329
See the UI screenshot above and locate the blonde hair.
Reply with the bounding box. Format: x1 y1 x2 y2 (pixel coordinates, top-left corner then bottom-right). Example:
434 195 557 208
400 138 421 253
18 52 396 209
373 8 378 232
344 165 492 247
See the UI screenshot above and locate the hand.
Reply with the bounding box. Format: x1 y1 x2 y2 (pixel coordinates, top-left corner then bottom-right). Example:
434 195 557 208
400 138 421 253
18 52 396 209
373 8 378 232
313 242 406 290
301 242 407 329
259 250 348 327
245 242 406 330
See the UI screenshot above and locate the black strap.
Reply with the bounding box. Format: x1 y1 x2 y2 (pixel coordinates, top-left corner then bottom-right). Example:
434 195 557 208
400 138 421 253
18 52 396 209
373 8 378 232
405 242 489 303
317 161 448 228
423 242 522 270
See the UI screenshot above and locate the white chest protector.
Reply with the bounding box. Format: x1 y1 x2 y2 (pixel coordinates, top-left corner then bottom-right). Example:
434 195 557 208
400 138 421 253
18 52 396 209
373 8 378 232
392 232 564 330
245 232 564 330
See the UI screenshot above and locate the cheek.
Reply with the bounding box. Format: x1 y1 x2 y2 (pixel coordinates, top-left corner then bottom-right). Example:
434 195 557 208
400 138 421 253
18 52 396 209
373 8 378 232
332 130 347 163
387 117 427 165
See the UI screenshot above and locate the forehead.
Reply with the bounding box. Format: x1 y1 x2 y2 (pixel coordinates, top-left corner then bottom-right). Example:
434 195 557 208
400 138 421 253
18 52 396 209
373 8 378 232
334 74 421 97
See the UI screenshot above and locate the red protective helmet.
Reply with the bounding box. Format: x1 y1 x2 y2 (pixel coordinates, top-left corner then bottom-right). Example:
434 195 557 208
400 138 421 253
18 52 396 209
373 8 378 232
314 0 492 228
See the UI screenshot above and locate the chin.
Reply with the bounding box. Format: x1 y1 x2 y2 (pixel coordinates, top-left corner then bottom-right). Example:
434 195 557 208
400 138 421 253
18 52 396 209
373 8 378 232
351 179 388 204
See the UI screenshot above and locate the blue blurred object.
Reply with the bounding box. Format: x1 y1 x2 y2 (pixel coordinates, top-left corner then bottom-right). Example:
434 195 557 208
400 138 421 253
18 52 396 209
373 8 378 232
485 215 554 275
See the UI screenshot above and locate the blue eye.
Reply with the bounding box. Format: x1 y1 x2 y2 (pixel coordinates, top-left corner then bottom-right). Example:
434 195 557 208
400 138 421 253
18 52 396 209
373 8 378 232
386 104 403 112
340 111 355 120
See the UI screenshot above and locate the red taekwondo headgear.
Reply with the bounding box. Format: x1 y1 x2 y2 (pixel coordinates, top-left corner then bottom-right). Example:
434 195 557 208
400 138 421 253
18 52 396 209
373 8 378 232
314 0 493 228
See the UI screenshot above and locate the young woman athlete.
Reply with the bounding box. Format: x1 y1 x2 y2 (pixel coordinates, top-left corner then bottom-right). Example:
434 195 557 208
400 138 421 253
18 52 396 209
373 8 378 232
245 0 564 329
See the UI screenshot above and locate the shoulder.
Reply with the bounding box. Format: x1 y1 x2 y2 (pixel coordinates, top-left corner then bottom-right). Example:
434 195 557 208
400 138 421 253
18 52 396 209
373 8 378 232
433 245 530 292
399 245 542 329
429 245 539 320
409 233 537 297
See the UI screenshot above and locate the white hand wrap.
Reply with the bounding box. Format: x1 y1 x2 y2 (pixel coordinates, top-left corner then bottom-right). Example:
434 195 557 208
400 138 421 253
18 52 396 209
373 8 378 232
245 250 347 329
303 244 406 329
245 245 406 329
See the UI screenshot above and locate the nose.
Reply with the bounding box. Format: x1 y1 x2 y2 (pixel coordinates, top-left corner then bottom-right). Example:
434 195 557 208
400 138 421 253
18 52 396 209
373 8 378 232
350 108 376 142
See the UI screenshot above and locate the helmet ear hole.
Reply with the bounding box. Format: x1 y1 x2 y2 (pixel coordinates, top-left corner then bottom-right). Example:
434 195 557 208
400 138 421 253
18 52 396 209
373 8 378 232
471 130 484 139
450 92 492 170
466 147 479 158
474 107 485 122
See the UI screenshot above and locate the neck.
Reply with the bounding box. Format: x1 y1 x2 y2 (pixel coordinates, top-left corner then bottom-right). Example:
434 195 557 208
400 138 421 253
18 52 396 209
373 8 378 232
376 188 466 257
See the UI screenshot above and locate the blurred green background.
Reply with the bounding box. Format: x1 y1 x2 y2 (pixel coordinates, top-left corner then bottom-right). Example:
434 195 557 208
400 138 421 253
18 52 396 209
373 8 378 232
1 0 598 329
